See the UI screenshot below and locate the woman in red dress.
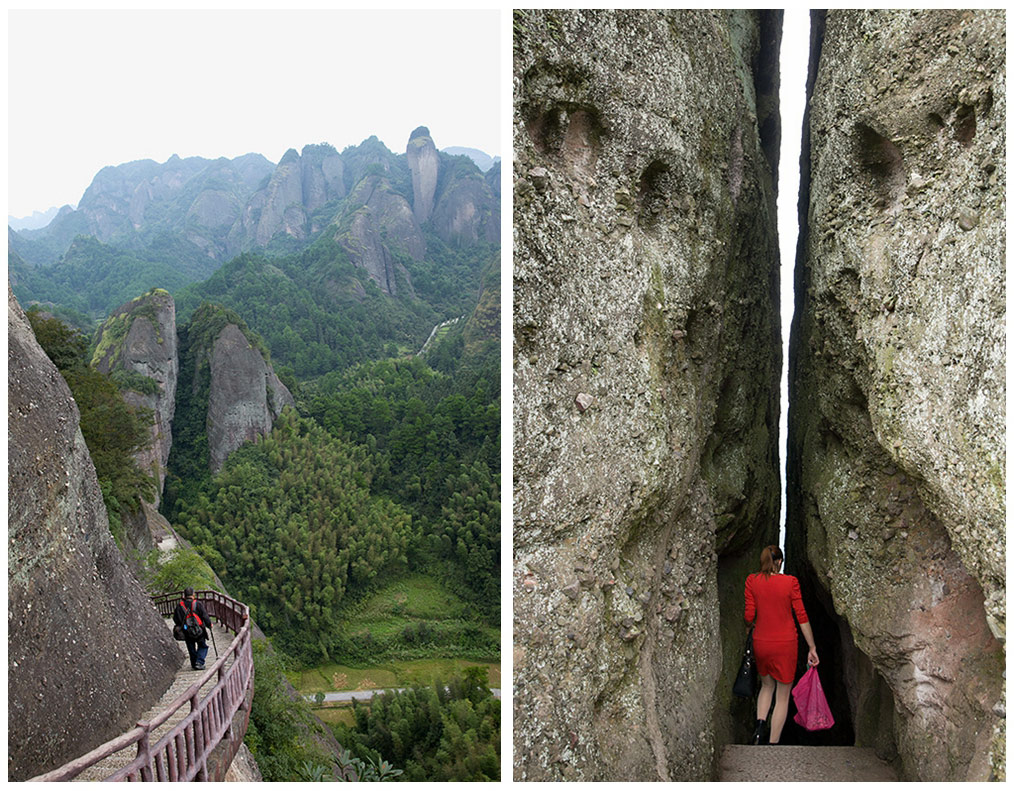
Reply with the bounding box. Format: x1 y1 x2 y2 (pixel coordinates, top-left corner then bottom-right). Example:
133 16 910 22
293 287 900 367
744 545 819 744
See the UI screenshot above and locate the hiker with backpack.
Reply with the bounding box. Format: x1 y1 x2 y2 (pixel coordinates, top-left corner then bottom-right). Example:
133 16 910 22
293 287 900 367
173 588 213 670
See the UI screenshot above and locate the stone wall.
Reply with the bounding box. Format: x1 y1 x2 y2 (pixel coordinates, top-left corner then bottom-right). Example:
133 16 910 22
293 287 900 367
513 9 782 780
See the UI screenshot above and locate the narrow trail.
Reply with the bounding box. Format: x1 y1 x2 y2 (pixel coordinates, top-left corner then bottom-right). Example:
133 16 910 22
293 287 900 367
74 619 232 782
718 745 898 781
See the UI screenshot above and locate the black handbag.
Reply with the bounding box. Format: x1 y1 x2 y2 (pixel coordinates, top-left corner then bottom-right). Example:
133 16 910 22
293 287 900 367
173 623 186 641
732 625 756 698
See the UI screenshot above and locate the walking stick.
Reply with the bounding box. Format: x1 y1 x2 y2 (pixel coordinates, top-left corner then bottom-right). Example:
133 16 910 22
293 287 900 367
209 622 219 658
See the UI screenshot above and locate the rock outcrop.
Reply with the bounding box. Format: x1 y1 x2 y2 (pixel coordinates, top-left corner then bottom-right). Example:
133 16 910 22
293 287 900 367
407 126 440 224
8 285 180 780
430 164 499 246
513 9 782 781
788 9 1005 781
232 144 346 251
334 174 423 296
92 289 179 503
30 153 274 259
406 126 500 245
177 308 296 475
206 323 294 473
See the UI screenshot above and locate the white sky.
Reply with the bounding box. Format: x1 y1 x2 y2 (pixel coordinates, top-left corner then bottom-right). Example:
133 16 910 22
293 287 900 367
777 8 809 549
8 9 501 218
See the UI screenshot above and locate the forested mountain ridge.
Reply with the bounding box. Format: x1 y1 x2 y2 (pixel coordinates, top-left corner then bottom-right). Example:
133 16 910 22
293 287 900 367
11 130 498 321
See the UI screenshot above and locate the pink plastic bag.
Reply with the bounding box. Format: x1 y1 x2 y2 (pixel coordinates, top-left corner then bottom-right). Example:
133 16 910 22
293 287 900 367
792 666 834 731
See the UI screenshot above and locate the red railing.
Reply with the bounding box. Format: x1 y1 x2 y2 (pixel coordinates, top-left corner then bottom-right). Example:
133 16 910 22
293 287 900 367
29 591 253 782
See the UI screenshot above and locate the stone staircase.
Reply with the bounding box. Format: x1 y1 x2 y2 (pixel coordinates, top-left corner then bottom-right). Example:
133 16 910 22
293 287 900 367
74 619 233 781
718 745 898 782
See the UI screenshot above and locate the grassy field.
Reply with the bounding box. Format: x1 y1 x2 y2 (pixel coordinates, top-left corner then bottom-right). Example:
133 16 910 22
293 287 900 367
288 573 500 693
290 657 501 694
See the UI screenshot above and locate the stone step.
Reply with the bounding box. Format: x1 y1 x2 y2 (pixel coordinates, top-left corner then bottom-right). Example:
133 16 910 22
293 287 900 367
718 745 898 782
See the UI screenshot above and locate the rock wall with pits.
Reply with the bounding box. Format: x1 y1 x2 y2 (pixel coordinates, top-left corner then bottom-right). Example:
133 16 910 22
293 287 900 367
787 9 1005 781
513 9 782 780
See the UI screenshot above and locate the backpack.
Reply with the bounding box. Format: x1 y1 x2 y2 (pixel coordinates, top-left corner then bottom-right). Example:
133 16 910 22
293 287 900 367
178 600 205 641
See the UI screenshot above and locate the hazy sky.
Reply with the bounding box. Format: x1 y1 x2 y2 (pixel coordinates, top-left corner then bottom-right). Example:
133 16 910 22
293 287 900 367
777 8 810 545
8 9 501 217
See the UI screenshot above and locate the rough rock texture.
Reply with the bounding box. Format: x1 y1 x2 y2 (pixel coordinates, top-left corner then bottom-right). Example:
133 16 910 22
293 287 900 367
407 126 440 223
8 285 180 780
513 10 782 781
206 323 295 473
335 174 423 296
788 9 1005 781
92 289 178 503
224 743 263 782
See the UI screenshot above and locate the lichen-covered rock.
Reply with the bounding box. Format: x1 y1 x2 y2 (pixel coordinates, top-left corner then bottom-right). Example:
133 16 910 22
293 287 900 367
407 126 440 224
513 9 782 781
206 323 295 474
92 288 178 504
788 9 1005 781
8 285 179 780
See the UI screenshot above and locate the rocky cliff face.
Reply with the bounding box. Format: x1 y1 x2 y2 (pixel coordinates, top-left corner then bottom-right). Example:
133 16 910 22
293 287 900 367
8 286 180 780
92 289 179 503
788 9 1005 781
334 174 423 296
407 127 500 246
36 153 274 258
407 126 440 224
204 322 295 474
430 166 499 246
513 9 782 781
232 144 346 251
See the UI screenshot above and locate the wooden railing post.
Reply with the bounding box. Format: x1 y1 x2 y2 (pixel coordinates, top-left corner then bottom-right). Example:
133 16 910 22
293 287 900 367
135 723 153 781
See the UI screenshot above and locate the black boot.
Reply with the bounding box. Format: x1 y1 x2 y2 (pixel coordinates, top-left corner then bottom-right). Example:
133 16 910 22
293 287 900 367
751 719 766 745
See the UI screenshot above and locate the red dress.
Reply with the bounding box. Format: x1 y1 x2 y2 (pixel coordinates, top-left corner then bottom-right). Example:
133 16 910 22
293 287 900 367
744 572 808 684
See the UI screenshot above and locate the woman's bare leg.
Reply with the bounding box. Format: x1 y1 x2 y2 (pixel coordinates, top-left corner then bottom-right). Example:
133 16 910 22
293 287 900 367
769 681 792 743
756 674 775 723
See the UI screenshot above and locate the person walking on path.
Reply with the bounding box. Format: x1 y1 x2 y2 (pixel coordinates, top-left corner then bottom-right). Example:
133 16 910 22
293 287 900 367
744 546 818 744
174 588 213 671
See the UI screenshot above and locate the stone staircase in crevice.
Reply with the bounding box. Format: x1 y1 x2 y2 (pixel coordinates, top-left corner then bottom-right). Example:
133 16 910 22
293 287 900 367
718 745 899 782
73 619 234 782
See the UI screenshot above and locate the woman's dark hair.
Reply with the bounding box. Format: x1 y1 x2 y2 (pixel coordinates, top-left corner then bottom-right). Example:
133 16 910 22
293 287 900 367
759 545 784 576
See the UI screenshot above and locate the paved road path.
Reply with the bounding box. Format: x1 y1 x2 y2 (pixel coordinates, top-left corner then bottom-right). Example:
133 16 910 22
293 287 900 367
308 688 501 703
718 745 898 781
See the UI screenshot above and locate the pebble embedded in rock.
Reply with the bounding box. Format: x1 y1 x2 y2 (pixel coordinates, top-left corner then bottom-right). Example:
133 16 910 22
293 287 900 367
957 209 978 231
575 393 595 412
